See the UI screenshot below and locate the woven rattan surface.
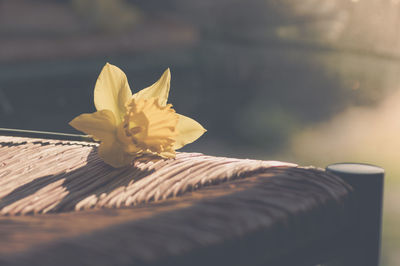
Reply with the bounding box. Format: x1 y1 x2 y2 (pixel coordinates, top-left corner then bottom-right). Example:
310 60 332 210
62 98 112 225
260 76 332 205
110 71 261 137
0 136 295 215
0 136 353 266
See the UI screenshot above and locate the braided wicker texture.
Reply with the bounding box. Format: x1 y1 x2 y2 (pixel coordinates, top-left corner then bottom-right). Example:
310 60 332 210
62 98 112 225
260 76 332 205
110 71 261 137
0 136 295 215
0 136 353 266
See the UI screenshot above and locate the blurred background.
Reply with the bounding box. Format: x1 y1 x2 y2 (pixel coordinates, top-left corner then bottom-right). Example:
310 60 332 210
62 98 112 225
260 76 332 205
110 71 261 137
0 0 399 264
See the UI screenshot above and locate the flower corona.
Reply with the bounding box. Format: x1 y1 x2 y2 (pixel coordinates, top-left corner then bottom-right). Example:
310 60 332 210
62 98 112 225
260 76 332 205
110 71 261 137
120 97 178 157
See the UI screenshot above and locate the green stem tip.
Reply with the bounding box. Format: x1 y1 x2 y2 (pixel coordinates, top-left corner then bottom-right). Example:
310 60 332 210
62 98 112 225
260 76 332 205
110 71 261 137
0 128 96 142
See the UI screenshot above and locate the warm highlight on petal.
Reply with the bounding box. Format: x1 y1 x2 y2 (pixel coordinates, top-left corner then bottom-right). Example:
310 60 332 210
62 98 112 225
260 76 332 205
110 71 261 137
94 63 132 123
133 68 170 106
173 114 206 150
69 110 117 142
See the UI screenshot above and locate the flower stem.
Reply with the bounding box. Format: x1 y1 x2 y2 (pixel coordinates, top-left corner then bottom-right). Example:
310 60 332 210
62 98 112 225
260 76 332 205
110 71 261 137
0 128 96 142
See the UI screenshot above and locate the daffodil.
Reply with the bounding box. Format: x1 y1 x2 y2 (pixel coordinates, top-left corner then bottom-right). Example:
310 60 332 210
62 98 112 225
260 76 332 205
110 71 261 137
70 63 206 168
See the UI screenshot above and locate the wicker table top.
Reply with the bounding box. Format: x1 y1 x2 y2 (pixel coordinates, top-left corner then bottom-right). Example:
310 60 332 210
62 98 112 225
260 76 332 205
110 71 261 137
0 136 353 266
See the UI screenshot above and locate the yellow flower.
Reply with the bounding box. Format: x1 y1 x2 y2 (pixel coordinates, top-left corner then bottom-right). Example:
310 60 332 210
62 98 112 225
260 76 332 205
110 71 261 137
69 63 206 167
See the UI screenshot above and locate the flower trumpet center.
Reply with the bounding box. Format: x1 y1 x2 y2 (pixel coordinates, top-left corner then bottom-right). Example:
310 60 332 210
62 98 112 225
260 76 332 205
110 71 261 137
118 97 179 157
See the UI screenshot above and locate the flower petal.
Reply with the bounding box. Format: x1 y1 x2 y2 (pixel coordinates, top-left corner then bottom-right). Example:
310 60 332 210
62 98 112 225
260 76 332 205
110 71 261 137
94 63 132 123
98 140 134 168
69 110 116 141
173 114 206 149
133 68 170 106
